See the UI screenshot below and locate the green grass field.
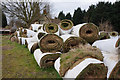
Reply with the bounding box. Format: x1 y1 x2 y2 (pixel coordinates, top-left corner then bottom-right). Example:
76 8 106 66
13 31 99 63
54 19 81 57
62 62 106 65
1 35 61 79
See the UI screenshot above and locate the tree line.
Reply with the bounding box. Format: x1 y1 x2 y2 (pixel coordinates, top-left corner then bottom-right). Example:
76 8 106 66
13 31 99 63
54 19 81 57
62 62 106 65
58 1 120 32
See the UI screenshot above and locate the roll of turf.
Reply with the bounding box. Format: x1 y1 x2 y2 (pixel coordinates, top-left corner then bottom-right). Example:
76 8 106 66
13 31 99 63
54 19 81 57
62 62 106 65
72 23 99 44
55 58 107 79
10 36 18 43
38 34 63 53
44 23 59 36
92 37 120 78
60 34 87 53
99 31 110 40
59 19 73 35
34 49 60 68
54 44 107 79
109 31 118 39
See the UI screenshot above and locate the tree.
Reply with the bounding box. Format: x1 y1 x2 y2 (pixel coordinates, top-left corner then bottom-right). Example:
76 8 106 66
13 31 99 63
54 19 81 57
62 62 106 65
65 13 72 20
2 12 7 28
73 7 84 25
111 1 120 32
1 0 51 28
85 5 96 23
85 2 112 26
58 11 65 20
94 2 112 25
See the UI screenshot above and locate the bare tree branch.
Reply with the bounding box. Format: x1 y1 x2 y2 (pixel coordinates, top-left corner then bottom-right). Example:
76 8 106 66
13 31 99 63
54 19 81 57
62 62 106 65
1 0 51 28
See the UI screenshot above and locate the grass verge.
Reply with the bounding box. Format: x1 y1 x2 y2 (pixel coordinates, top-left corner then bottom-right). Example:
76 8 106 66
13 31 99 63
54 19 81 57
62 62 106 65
2 35 61 79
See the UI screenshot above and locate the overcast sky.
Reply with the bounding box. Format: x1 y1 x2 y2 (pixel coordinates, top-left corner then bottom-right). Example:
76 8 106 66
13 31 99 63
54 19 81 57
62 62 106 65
48 0 117 18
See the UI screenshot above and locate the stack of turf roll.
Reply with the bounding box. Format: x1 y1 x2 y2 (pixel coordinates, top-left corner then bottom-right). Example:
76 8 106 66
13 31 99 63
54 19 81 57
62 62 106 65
109 31 118 39
54 44 107 79
24 29 36 38
34 49 61 68
11 27 37 45
10 27 23 42
59 19 73 35
11 27 23 44
10 36 19 43
10 27 22 38
25 29 45 45
60 34 87 53
19 27 26 37
38 34 63 53
9 18 120 79
92 37 120 78
19 29 37 45
72 23 99 44
43 23 59 36
10 31 19 43
19 28 27 37
18 37 22 45
26 30 46 53
18 27 23 36
29 23 43 32
99 31 110 40
14 30 20 37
